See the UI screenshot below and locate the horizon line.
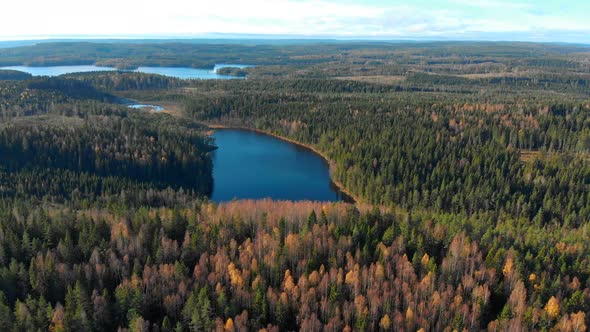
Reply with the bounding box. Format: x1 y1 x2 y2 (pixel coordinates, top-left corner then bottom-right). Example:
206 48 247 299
0 34 589 46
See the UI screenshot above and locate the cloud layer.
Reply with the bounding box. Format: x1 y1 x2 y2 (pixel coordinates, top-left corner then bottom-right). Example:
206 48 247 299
2 0 589 42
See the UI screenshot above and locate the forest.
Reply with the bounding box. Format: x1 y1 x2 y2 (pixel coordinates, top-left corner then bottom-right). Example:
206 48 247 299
0 41 589 331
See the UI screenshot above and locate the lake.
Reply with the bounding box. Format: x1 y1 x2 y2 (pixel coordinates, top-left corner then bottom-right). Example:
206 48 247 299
211 129 346 202
127 104 164 111
134 64 252 79
0 64 252 79
0 65 116 76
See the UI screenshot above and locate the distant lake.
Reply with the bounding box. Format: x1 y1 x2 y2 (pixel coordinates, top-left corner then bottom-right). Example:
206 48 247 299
0 65 116 76
127 104 164 111
211 129 346 202
135 64 252 79
0 64 252 79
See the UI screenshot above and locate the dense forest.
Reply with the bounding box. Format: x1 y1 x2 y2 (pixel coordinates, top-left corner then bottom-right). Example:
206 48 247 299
0 69 31 80
0 41 589 331
183 79 590 221
0 77 214 205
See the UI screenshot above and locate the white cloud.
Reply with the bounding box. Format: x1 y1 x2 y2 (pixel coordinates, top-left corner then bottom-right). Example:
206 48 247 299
448 0 531 10
0 0 589 42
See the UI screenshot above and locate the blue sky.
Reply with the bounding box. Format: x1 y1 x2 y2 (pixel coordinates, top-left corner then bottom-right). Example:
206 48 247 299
1 0 589 43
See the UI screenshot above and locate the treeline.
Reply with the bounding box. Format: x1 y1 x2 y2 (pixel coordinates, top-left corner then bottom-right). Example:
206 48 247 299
63 72 188 91
0 69 31 80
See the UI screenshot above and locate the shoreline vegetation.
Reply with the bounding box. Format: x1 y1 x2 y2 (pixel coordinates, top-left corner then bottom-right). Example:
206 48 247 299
204 123 359 204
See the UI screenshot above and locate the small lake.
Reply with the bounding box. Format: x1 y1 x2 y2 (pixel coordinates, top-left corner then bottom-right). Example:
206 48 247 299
0 64 252 79
135 64 251 79
211 129 346 202
127 104 164 111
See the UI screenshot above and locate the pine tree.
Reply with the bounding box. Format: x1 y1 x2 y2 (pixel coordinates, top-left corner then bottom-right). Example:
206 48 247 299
64 282 91 332
0 292 12 331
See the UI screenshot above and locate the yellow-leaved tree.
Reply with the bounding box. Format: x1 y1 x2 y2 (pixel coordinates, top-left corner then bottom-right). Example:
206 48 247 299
544 296 560 319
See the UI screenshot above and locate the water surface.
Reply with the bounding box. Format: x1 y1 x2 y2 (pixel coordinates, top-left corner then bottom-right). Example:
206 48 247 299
127 104 164 111
0 65 116 76
211 129 344 202
0 64 251 79
135 64 251 79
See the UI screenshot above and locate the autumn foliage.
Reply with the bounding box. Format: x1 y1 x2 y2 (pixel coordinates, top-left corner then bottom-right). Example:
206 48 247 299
0 199 587 331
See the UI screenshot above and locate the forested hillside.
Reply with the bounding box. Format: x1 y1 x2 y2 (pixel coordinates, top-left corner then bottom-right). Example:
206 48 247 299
0 77 214 206
184 79 590 222
0 41 588 331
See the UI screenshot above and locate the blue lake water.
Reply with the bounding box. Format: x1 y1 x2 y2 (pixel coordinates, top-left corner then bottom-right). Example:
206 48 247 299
211 129 346 202
135 64 251 79
0 64 252 79
0 65 116 76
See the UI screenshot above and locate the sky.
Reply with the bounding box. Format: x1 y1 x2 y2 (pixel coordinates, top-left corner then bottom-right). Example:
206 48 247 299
1 0 589 43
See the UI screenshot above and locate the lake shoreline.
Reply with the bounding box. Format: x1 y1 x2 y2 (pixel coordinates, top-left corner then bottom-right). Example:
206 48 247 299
204 123 359 204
